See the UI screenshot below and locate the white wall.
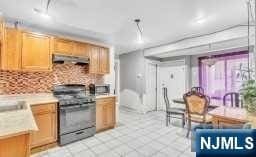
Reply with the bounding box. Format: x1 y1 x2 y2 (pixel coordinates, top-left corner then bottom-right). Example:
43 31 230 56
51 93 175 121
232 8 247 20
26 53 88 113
119 50 161 113
119 50 146 113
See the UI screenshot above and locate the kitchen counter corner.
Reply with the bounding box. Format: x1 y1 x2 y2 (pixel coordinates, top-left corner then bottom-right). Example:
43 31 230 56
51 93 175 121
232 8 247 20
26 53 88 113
96 94 116 99
0 102 38 139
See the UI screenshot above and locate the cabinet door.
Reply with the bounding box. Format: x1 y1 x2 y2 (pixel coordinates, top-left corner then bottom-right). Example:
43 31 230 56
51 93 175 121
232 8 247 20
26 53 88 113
21 33 52 71
73 42 89 58
1 28 21 70
96 101 110 132
54 38 73 56
99 47 110 74
89 45 100 73
31 104 57 148
106 102 115 126
96 98 116 132
96 103 104 131
0 134 30 157
0 17 4 68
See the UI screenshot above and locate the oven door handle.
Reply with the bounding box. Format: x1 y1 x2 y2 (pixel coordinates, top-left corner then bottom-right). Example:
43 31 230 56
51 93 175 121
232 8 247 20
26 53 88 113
75 131 85 135
80 103 95 108
60 104 81 110
60 104 95 110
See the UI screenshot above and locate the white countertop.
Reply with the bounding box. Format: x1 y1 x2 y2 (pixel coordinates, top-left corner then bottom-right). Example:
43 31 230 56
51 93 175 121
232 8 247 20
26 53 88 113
0 101 38 139
0 93 58 139
0 93 59 105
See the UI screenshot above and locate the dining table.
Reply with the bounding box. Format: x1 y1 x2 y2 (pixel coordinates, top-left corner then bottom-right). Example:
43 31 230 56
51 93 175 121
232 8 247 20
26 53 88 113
208 106 248 128
172 98 256 128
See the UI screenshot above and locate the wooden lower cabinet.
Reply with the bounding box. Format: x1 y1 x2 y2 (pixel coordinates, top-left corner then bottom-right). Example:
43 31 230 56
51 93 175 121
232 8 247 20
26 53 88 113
30 103 57 149
0 133 30 157
96 97 116 132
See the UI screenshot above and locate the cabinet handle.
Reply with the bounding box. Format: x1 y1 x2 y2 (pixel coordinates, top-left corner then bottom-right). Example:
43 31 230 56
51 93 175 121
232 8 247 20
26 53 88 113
75 131 84 135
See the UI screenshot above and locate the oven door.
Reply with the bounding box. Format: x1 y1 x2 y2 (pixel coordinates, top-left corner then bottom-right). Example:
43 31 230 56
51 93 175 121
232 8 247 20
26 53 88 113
59 103 96 135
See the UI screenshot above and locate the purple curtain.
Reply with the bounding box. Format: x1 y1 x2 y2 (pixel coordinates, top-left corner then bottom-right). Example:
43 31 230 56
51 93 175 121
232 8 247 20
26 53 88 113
199 51 249 100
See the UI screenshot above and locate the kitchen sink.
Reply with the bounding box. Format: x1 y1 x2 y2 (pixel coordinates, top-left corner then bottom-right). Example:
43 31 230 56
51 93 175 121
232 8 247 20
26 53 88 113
0 101 27 113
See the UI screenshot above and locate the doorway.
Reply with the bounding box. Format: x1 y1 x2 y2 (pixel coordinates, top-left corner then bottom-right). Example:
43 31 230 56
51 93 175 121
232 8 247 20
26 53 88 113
157 60 186 111
145 62 157 112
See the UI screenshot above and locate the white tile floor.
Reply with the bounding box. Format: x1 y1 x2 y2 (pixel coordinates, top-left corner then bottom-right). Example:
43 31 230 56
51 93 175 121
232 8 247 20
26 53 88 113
32 108 195 157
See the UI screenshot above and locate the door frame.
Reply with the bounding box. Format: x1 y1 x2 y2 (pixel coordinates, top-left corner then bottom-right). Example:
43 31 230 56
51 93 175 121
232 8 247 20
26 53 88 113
156 59 189 111
114 58 120 123
145 60 158 112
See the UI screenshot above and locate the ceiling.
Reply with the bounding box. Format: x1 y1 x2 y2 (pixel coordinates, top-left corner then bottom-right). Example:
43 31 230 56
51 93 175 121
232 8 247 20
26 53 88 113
0 0 248 54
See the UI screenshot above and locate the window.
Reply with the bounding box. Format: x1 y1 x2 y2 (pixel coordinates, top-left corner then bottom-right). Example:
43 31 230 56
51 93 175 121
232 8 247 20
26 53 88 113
199 51 249 100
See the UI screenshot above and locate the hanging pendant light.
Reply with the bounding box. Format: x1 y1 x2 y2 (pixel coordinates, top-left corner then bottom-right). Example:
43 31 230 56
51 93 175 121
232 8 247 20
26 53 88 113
134 19 144 44
202 44 217 67
202 57 217 67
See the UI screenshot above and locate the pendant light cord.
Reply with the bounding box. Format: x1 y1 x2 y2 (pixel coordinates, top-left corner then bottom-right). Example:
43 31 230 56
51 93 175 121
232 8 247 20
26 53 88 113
136 22 143 37
135 19 143 39
46 0 52 11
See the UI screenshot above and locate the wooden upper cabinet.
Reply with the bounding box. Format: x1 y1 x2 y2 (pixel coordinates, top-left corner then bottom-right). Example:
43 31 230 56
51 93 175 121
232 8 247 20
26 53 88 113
89 45 110 74
0 17 4 48
0 20 109 73
21 32 52 71
73 42 89 58
99 47 110 74
89 45 100 74
1 28 21 70
53 38 73 56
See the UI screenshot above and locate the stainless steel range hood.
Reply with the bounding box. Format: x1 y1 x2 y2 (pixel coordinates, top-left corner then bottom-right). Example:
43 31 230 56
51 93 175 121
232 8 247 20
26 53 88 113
53 54 89 64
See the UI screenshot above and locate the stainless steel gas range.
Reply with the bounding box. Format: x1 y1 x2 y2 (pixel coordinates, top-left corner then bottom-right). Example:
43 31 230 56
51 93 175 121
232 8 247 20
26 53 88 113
53 84 96 146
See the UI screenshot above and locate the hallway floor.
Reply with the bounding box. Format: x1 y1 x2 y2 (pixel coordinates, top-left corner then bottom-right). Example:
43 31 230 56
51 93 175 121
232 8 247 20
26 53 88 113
32 109 195 157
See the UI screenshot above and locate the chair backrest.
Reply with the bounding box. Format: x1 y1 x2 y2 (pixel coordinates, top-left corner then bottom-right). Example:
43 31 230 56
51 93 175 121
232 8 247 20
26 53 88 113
191 87 204 94
163 87 170 110
183 91 209 117
223 92 242 108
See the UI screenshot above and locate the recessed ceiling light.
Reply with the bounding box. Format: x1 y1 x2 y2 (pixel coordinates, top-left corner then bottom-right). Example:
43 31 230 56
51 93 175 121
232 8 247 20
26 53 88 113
196 18 206 24
33 8 51 19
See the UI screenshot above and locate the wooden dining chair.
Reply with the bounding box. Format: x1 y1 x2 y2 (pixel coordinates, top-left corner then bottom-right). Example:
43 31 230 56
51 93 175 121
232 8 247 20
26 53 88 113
183 91 211 137
163 87 185 127
223 92 243 108
191 87 204 94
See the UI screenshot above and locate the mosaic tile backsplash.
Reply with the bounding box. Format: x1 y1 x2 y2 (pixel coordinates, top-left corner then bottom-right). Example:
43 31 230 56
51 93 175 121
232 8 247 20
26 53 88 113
0 63 104 94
